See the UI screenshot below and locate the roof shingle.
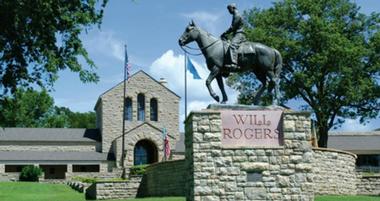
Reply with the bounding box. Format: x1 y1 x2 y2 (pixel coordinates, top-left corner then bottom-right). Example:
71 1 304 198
0 151 108 162
0 128 100 142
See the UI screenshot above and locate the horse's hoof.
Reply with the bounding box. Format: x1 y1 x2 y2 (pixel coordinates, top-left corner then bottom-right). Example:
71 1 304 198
214 96 220 102
220 101 226 104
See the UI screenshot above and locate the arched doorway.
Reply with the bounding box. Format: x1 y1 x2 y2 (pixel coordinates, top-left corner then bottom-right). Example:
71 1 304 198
134 139 158 165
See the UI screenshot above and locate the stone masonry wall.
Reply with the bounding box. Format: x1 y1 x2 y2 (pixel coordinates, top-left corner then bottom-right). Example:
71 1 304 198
357 175 380 195
312 148 357 195
0 142 96 152
138 159 186 197
113 123 165 168
97 71 180 167
85 176 142 200
0 162 114 182
0 164 19 181
185 108 314 201
0 172 19 181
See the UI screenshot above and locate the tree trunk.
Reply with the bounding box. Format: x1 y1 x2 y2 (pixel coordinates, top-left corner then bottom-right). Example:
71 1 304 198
317 123 329 148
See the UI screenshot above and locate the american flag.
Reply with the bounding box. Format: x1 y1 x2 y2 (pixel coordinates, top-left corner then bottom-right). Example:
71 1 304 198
125 45 131 80
163 129 171 160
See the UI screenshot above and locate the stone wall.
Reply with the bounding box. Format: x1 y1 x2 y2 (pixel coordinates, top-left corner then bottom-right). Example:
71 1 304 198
312 148 357 195
0 162 114 181
65 162 117 179
185 107 315 201
0 142 97 152
357 175 380 195
85 176 142 200
138 159 186 197
0 172 19 181
114 123 165 168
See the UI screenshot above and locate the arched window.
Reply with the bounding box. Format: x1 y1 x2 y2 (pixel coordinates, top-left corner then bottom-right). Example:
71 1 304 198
124 97 132 121
150 98 158 121
134 140 158 165
137 93 145 121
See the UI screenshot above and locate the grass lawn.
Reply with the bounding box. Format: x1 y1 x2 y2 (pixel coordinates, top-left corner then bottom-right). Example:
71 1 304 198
315 195 380 201
2 182 379 201
0 182 185 201
0 182 84 201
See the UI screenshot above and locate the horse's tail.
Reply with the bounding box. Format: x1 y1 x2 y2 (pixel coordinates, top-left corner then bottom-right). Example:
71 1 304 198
273 49 283 79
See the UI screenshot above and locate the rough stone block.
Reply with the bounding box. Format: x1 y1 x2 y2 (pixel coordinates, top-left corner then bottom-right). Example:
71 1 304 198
241 162 269 171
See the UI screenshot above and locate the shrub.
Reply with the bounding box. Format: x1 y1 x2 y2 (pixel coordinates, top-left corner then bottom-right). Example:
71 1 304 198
72 176 97 183
19 165 43 181
72 176 128 183
130 164 148 176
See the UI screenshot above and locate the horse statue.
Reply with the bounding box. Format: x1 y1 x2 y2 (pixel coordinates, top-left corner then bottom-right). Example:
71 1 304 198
178 21 283 105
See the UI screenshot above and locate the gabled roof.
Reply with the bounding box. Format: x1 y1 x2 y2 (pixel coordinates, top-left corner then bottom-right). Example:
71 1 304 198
0 151 109 162
328 131 380 154
115 122 175 140
94 70 180 110
0 128 100 142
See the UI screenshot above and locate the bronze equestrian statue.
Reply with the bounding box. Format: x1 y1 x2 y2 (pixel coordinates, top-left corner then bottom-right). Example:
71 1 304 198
221 3 245 72
178 4 282 105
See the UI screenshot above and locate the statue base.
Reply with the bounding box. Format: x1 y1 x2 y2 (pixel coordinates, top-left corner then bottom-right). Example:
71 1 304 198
184 104 314 201
207 103 286 110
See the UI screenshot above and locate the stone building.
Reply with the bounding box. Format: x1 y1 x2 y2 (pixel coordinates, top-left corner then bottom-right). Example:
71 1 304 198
0 70 181 181
328 131 380 173
0 70 379 183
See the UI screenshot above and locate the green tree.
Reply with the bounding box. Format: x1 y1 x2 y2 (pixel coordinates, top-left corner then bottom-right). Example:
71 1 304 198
0 0 108 95
227 0 380 147
0 88 54 127
0 89 95 128
37 107 70 128
55 106 96 128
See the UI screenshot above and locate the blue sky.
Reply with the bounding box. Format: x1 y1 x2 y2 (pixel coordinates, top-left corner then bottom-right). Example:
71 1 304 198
50 0 380 132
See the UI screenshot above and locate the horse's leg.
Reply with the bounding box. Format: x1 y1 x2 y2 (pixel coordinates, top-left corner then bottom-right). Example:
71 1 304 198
253 74 267 105
216 74 228 104
273 50 283 105
206 66 220 102
274 78 280 105
267 71 278 105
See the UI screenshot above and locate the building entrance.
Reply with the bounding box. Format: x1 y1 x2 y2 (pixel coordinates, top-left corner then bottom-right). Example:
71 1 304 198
134 139 158 165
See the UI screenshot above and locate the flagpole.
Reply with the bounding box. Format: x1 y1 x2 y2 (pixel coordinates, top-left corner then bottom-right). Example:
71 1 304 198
121 44 127 179
185 53 188 118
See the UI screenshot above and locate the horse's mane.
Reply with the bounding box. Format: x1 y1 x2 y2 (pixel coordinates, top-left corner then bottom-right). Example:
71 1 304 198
196 26 218 41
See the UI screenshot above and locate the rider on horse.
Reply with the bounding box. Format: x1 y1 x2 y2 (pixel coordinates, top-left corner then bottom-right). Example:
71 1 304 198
221 3 246 72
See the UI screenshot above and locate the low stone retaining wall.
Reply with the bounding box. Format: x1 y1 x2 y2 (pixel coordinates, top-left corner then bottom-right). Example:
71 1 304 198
66 171 122 180
312 147 357 195
357 175 380 195
85 176 141 200
138 159 186 197
0 172 19 181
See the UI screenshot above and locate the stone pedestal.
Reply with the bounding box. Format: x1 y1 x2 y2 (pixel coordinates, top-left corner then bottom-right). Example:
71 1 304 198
185 104 314 201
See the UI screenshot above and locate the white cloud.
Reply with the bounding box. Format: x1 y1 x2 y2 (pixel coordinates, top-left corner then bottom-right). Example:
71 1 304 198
149 50 239 131
84 31 124 62
181 11 224 34
149 50 208 98
149 49 237 102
